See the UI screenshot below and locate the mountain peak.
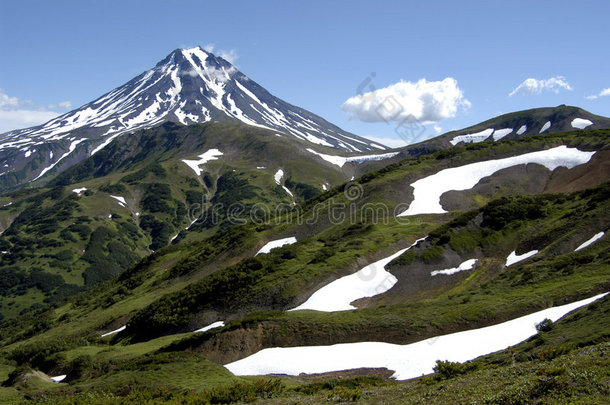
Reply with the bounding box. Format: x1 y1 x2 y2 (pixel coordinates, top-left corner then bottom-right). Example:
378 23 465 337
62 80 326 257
0 47 382 188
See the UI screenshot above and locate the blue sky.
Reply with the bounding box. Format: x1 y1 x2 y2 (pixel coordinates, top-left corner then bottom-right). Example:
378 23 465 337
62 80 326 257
1 0 609 146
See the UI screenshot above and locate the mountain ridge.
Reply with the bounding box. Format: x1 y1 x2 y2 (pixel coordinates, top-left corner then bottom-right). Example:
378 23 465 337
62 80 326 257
0 46 382 191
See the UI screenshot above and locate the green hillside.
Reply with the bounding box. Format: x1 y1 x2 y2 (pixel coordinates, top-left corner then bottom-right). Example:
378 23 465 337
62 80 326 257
0 122 355 319
0 127 608 403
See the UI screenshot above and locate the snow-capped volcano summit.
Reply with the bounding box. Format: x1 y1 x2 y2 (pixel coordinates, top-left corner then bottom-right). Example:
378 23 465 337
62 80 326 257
0 46 382 188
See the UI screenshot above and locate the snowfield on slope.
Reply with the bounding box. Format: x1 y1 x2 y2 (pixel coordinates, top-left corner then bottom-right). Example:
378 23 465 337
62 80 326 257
571 118 593 129
110 195 127 207
50 375 67 383
506 250 538 266
274 169 284 185
575 232 605 251
306 148 399 168
449 129 493 145
182 149 223 176
290 238 426 312
225 292 608 380
398 146 595 216
101 325 126 337
430 259 476 276
255 237 297 255
72 187 87 195
194 321 225 333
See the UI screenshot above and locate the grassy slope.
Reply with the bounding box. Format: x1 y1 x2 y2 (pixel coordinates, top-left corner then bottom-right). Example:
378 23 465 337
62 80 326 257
0 129 608 402
5 297 609 404
0 122 353 319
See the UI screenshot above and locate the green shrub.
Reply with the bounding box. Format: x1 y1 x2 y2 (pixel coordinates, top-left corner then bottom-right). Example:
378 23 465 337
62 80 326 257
536 318 554 333
433 360 477 380
99 183 127 194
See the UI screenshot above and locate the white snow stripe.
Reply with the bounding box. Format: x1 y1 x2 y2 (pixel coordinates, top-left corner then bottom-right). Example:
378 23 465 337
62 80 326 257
575 232 605 251
431 259 477 276
194 321 225 333
398 146 595 216
256 237 297 256
226 292 608 380
505 250 538 267
306 148 399 168
290 238 426 312
33 138 86 181
101 325 126 337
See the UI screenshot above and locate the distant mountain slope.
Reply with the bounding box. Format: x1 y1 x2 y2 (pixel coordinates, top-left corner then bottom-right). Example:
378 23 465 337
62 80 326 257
0 46 382 191
353 105 610 173
440 105 610 145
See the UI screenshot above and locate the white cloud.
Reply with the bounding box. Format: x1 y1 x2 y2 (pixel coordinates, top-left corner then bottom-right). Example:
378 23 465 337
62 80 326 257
0 110 59 133
341 78 470 124
201 44 238 65
0 90 19 109
586 87 610 100
509 76 572 96
58 101 72 109
434 124 443 134
0 89 61 133
181 65 236 83
218 49 238 64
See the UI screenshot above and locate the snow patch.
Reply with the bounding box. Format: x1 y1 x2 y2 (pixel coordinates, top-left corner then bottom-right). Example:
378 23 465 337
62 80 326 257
539 121 551 133
174 106 200 125
182 149 223 176
225 292 608 380
492 128 513 141
304 134 333 147
575 232 605 251
306 148 399 168
50 375 66 383
170 218 198 242
506 250 538 267
517 125 527 135
398 146 595 216
290 238 426 312
256 237 297 255
194 321 225 333
274 169 284 185
101 325 126 337
110 195 126 207
282 186 295 202
571 118 593 129
449 128 493 146
431 259 477 276
72 187 87 195
33 138 86 181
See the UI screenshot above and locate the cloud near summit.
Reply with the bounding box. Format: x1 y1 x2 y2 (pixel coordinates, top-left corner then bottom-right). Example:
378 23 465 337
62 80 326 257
509 76 572 97
341 78 470 124
0 89 71 133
